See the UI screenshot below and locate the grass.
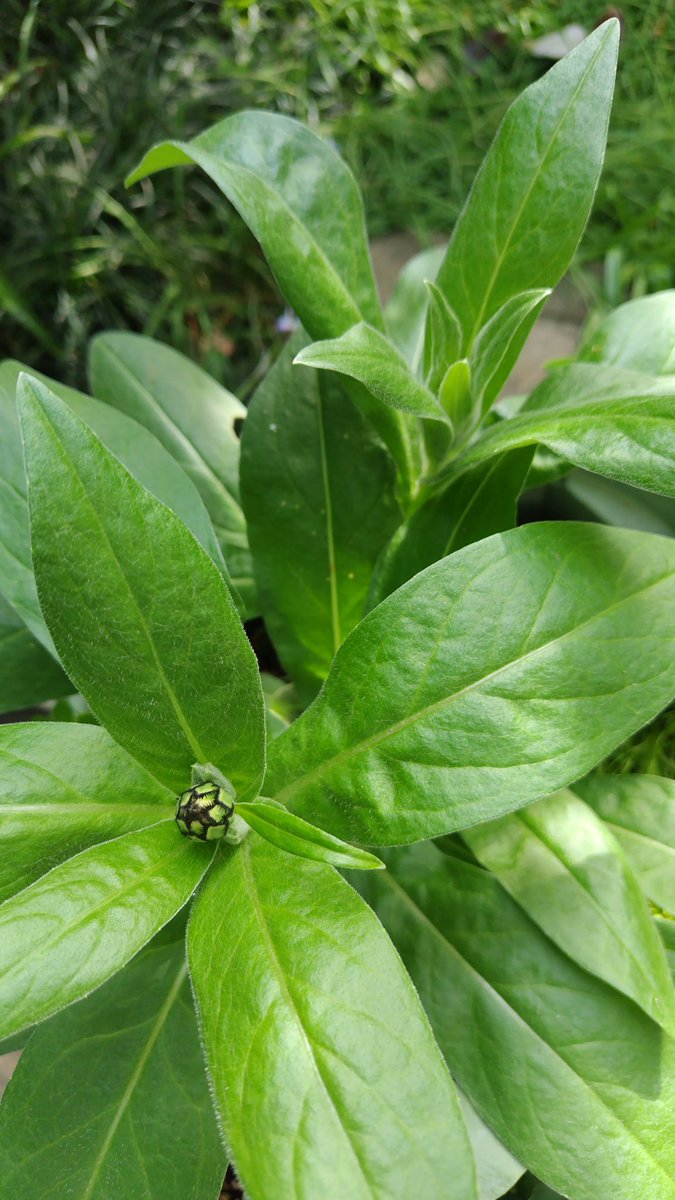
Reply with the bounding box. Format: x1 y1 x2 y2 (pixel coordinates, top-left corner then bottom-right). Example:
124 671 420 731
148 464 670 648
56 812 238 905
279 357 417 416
0 0 672 391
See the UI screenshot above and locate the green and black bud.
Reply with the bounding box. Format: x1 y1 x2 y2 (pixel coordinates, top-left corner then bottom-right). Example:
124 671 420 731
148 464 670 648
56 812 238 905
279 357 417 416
175 781 235 842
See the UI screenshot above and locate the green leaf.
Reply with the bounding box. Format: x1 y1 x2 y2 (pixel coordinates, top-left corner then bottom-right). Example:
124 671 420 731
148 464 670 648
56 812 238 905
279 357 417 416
188 836 476 1200
267 523 675 844
0 939 225 1200
564 470 675 536
438 358 473 433
451 383 675 498
463 788 675 1034
295 322 445 421
457 1089 524 1200
0 722 173 903
89 332 256 616
471 289 551 415
18 375 265 797
369 448 533 606
0 1030 32 1056
362 844 675 1200
521 362 675 413
236 801 384 870
385 244 447 366
0 361 232 651
0 822 213 1041
657 918 675 980
127 110 382 337
0 594 69 713
240 335 399 701
260 673 298 740
433 21 619 352
578 291 675 375
126 117 421 493
574 774 675 912
423 282 462 391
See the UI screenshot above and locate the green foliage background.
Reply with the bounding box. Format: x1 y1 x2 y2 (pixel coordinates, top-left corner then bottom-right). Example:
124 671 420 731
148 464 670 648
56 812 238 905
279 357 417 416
1 0 672 390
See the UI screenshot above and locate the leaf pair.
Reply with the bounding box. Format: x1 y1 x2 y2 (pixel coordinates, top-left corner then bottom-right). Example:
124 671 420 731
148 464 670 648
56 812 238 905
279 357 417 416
294 287 550 445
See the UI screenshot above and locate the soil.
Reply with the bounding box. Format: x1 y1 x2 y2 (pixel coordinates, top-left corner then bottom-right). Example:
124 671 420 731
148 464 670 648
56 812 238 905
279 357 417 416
220 1165 244 1197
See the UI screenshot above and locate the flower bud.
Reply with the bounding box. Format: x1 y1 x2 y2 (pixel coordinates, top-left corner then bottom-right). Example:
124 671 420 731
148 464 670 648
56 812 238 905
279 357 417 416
175 781 235 841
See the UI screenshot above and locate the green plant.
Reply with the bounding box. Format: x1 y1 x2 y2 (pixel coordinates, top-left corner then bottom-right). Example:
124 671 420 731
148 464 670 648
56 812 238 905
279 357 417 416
3 2 673 394
1 20 675 1200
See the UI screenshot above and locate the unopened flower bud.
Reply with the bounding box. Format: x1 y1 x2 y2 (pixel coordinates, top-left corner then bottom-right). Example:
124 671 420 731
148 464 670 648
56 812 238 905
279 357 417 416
175 781 235 841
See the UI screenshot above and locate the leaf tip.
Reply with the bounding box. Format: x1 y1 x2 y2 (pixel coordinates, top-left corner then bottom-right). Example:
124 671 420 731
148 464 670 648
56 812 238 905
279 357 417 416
15 370 42 411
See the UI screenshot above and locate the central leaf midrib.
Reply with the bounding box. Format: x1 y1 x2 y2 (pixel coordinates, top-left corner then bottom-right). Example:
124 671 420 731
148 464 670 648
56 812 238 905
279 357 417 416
1 802 168 818
274 569 674 804
462 397 674 471
0 826 198 997
96 344 245 528
442 455 510 558
0 626 30 650
465 32 609 347
512 805 671 1014
80 957 188 1200
240 842 373 1196
315 385 341 655
190 145 370 332
381 871 674 1185
34 398 209 764
0 744 171 808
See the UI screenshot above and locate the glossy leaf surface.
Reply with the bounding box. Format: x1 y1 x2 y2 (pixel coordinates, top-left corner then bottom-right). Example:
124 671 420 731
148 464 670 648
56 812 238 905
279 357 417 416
89 332 256 614
463 788 675 1033
369 448 532 606
0 822 213 1040
236 801 384 870
457 1090 524 1200
575 774 675 912
438 358 473 433
240 336 399 700
189 836 476 1200
578 291 675 375
470 289 550 413
658 919 675 979
127 110 382 337
126 114 417 493
261 673 297 740
0 594 69 713
0 361 228 650
19 376 265 796
454 386 675 497
0 722 172 903
362 844 675 1200
564 470 675 536
268 524 675 844
433 21 619 351
520 363 675 415
295 322 444 420
0 939 225 1200
423 281 462 392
